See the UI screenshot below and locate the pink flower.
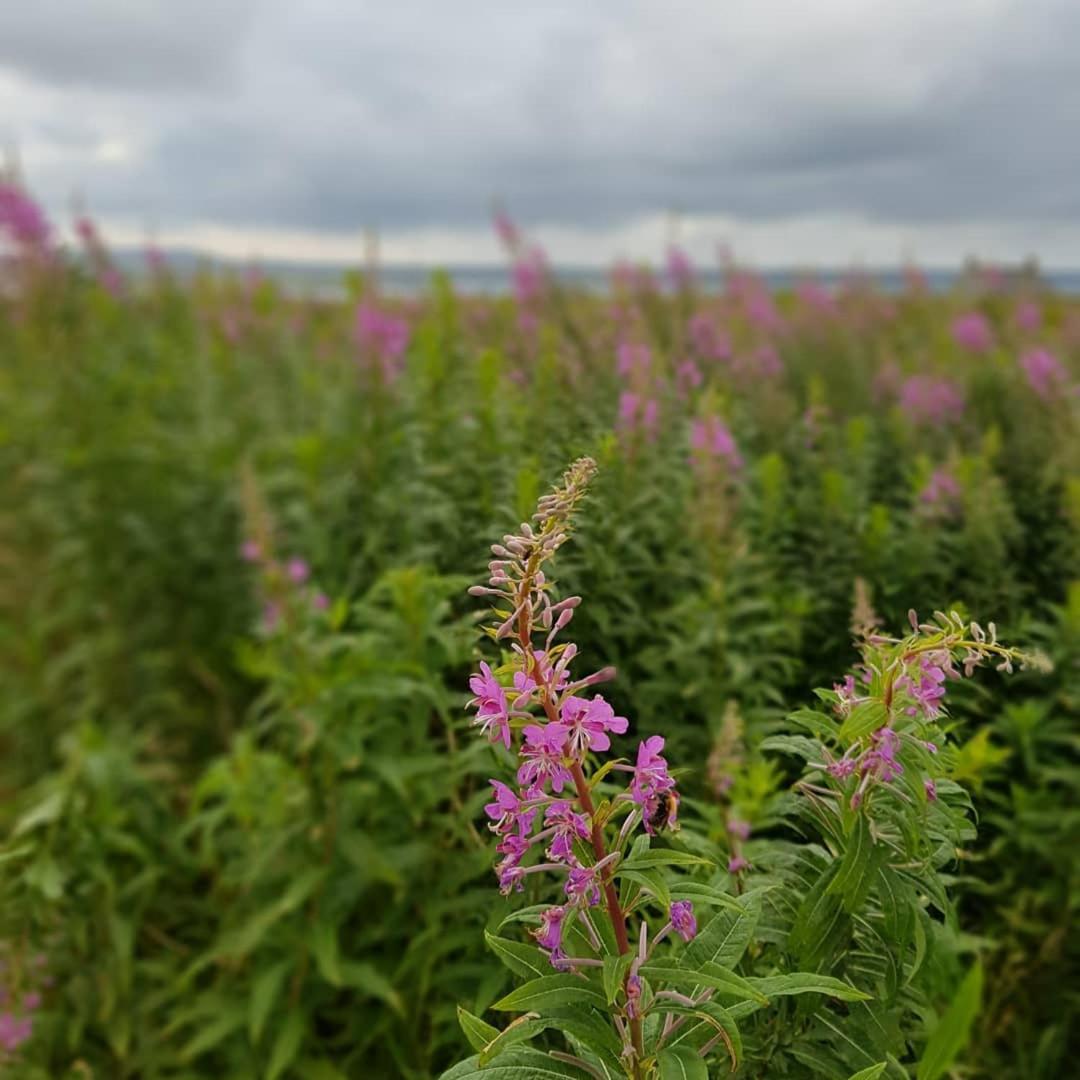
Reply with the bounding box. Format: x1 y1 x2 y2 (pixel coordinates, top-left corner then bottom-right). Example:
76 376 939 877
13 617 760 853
560 695 628 758
565 862 602 907
485 780 532 835
898 375 965 427
924 778 938 802
286 558 310 584
512 247 547 306
240 539 262 563
690 417 743 471
727 818 751 841
687 313 731 361
666 246 695 291
544 801 591 861
355 302 410 371
1020 347 1068 400
951 311 994 353
897 654 950 719
828 756 857 779
676 359 703 392
631 736 674 801
797 278 836 315
618 391 640 428
919 468 962 516
1014 300 1042 333
727 855 750 873
468 662 512 748
0 181 50 250
517 724 572 793
670 900 697 942
616 342 651 377
861 727 904 782
531 905 567 963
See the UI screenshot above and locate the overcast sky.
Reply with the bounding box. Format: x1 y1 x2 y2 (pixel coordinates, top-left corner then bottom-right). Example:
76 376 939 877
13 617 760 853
3 0 1079 266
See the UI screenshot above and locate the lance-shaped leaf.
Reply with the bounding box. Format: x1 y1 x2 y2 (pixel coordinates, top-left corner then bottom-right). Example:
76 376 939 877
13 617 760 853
640 961 769 1004
492 974 605 1012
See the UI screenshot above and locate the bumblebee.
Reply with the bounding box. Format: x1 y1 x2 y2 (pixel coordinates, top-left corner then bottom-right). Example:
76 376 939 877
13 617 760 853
646 789 680 834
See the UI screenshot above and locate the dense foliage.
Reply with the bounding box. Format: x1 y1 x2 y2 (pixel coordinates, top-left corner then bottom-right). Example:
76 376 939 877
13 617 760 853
0 186 1077 1078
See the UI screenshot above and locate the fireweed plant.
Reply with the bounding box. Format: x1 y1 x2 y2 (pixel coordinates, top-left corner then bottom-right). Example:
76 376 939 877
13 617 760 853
446 461 1042 1080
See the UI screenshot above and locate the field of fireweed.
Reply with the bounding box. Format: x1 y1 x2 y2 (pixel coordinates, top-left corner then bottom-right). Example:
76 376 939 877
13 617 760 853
0 183 1078 1079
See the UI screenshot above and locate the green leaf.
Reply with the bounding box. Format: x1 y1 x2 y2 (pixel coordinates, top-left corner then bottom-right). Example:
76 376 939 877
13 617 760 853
603 953 633 1004
620 849 710 871
25 854 64 900
457 1006 500 1053
668 882 745 913
619 868 672 908
641 962 769 1004
658 1046 708 1079
916 962 983 1080
338 962 402 1014
828 814 885 913
657 1001 741 1067
789 860 848 967
248 961 290 1044
839 701 888 744
213 867 326 961
685 894 760 970
492 975 605 1012
747 973 872 1002
479 1015 549 1065
439 1048 593 1078
13 791 66 836
180 1006 246 1061
846 1064 888 1080
266 1010 305 1080
310 922 342 986
485 931 550 979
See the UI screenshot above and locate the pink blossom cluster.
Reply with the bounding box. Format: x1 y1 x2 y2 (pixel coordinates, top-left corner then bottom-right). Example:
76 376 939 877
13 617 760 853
1013 300 1042 334
1019 347 1070 400
687 312 732 361
618 391 660 441
666 246 695 292
466 459 696 982
796 278 837 316
919 467 962 516
898 375 966 427
951 311 994 353
690 415 743 471
616 342 652 378
0 954 47 1062
0 181 50 251
511 247 547 308
240 540 329 628
355 301 410 378
821 611 1032 813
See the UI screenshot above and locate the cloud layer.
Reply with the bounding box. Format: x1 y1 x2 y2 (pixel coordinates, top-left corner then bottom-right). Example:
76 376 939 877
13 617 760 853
3 0 1078 264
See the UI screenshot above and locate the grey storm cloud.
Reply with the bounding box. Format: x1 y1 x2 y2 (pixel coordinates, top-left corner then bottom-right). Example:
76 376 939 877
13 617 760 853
0 1 257 91
4 0 1080 236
